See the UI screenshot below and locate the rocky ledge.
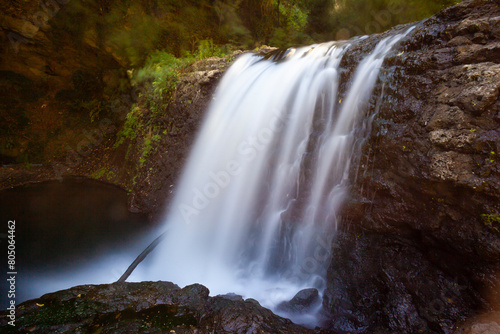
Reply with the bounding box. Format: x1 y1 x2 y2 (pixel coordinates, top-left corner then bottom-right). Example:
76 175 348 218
0 281 324 334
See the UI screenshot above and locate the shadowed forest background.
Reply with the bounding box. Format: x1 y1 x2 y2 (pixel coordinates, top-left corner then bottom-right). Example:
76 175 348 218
41 0 460 62
1 0 458 166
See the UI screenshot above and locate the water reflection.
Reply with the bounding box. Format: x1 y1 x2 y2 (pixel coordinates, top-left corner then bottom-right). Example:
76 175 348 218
0 178 151 308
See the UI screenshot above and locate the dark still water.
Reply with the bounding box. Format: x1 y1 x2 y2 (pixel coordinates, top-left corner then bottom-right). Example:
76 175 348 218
0 178 152 308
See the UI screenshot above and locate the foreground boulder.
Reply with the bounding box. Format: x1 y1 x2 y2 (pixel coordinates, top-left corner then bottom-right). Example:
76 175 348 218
0 281 322 334
278 288 321 314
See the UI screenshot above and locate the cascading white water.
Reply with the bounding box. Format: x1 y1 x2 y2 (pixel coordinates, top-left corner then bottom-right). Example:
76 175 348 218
128 29 413 325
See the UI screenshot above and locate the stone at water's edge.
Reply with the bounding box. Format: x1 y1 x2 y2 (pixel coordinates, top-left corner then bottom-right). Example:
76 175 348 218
0 281 321 334
326 0 500 333
278 288 321 314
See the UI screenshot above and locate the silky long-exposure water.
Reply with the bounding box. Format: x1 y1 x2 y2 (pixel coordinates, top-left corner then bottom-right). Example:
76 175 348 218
131 29 413 325
26 28 413 327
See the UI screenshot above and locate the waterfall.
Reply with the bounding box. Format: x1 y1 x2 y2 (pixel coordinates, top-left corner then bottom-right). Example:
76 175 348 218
133 29 413 325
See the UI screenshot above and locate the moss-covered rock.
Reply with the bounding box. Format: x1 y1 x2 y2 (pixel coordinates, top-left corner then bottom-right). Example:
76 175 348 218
0 281 318 334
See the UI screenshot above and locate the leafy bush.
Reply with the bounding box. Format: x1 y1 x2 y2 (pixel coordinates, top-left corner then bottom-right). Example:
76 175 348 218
133 51 190 114
481 214 500 232
194 39 229 59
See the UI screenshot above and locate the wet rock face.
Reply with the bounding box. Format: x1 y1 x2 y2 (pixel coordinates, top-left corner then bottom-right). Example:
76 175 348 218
326 0 500 332
0 281 317 334
0 1 123 89
323 231 485 333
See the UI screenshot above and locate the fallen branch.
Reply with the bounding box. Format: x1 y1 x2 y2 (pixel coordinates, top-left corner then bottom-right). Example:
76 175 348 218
116 232 166 283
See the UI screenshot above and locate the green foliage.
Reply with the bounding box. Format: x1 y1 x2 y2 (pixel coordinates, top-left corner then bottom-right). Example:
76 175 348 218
133 51 189 114
270 0 313 47
45 0 465 177
106 9 164 66
214 1 254 48
139 130 162 167
195 39 228 59
481 214 500 232
238 0 277 43
115 50 194 169
114 107 142 148
45 0 460 66
91 167 108 179
316 0 461 41
92 167 117 180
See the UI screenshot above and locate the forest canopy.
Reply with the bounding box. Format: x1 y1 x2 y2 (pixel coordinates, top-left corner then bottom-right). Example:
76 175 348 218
54 0 460 66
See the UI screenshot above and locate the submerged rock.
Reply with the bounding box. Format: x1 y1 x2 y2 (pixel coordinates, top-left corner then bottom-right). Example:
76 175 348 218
0 281 318 334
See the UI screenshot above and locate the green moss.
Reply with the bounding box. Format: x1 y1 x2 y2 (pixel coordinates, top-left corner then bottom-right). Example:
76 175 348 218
91 167 117 182
114 107 142 148
481 214 500 232
92 167 108 179
107 171 117 180
136 305 197 331
139 129 162 167
194 39 228 59
17 300 104 328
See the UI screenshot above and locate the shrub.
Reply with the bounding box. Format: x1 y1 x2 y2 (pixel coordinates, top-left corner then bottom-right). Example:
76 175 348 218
481 214 500 232
133 51 189 114
195 39 228 59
